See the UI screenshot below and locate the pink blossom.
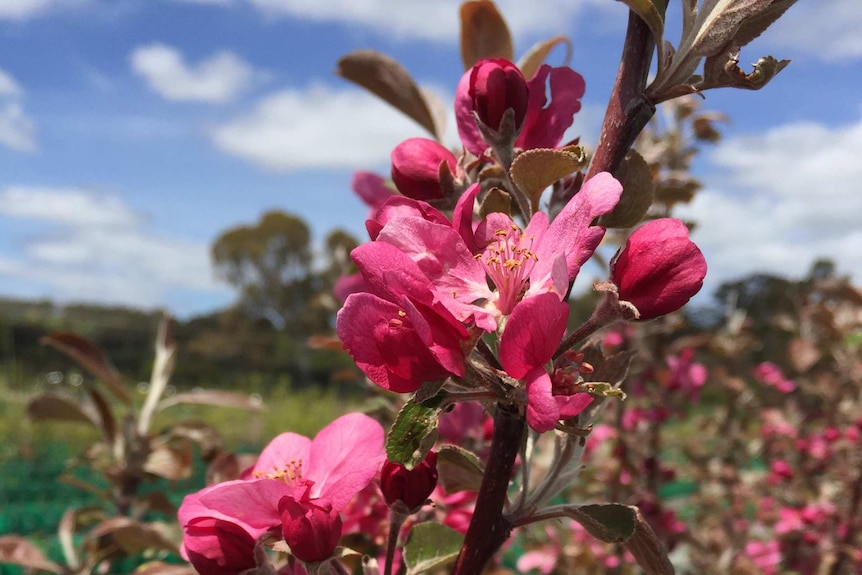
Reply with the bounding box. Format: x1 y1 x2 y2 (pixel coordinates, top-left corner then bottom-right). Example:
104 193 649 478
665 348 707 400
278 495 342 563
336 241 469 392
467 58 529 133
391 138 458 201
381 450 439 510
181 517 256 575
753 361 796 393
456 61 585 156
768 459 794 484
744 540 782 575
610 218 707 320
179 413 385 564
352 170 394 211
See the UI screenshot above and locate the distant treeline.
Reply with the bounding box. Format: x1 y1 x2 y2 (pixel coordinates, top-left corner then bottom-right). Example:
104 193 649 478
0 298 357 392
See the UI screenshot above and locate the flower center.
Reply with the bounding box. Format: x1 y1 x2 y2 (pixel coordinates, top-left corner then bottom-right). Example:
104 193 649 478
254 459 304 485
478 224 537 315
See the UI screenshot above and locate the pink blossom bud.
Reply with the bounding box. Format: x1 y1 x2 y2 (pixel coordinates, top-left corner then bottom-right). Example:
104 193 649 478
391 138 457 201
380 451 438 510
610 218 707 320
183 518 256 575
468 58 529 132
278 496 342 563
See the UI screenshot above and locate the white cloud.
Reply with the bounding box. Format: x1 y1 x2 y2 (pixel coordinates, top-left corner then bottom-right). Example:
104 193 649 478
0 0 90 20
245 0 620 44
0 67 37 152
210 84 426 170
766 0 862 61
130 43 256 103
675 117 862 296
0 187 228 310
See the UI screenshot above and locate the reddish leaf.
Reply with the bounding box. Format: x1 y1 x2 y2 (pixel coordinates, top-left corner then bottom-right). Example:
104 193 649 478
336 50 443 140
0 536 63 574
158 390 265 412
27 392 98 427
87 517 180 555
518 35 572 80
460 0 514 70
41 332 131 405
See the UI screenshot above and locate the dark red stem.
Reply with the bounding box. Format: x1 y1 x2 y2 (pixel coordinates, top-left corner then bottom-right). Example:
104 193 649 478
586 9 658 181
451 403 524 575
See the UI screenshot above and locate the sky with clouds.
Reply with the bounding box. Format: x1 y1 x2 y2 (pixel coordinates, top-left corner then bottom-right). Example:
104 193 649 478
1 0 861 317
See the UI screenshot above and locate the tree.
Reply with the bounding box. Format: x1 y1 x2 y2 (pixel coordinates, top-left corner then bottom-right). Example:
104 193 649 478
212 211 319 332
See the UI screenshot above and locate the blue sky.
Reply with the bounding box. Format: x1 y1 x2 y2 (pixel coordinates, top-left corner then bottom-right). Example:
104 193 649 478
1 0 861 318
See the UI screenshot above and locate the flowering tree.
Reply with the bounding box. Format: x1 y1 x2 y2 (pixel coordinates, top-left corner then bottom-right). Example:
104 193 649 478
2 1 816 574
179 1 796 573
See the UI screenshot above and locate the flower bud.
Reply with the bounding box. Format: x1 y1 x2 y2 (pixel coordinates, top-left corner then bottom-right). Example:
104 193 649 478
391 138 457 201
278 496 342 563
468 58 528 133
380 451 438 510
183 517 256 575
610 218 706 320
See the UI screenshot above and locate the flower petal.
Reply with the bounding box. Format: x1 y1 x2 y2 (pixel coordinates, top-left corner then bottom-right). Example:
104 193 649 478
525 368 559 433
499 292 568 379
306 413 386 510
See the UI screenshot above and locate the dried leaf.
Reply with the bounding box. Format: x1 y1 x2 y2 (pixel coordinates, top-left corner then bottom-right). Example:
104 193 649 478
518 36 572 80
206 451 243 484
788 337 821 373
87 517 180 556
701 52 790 91
158 389 265 412
144 442 193 481
0 536 63 574
134 562 198 575
336 50 443 140
27 392 98 427
460 0 514 70
624 508 676 575
86 386 117 445
41 331 131 405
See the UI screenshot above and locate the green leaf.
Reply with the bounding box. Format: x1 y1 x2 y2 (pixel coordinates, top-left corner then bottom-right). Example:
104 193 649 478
598 149 654 229
436 445 485 493
403 523 464 575
570 503 638 543
386 397 444 468
584 382 627 400
509 146 587 212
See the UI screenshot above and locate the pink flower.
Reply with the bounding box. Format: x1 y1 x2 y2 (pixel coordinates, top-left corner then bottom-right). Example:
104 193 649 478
391 138 458 201
377 173 622 331
456 61 585 156
753 362 796 393
744 540 782 575
380 450 439 510
467 58 529 133
181 517 256 575
352 170 394 211
610 218 707 320
179 413 385 564
336 242 469 392
278 495 342 563
666 348 707 400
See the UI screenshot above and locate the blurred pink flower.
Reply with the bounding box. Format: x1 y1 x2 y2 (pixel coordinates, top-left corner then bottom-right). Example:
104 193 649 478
744 540 782 575
391 137 458 201
753 361 796 393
